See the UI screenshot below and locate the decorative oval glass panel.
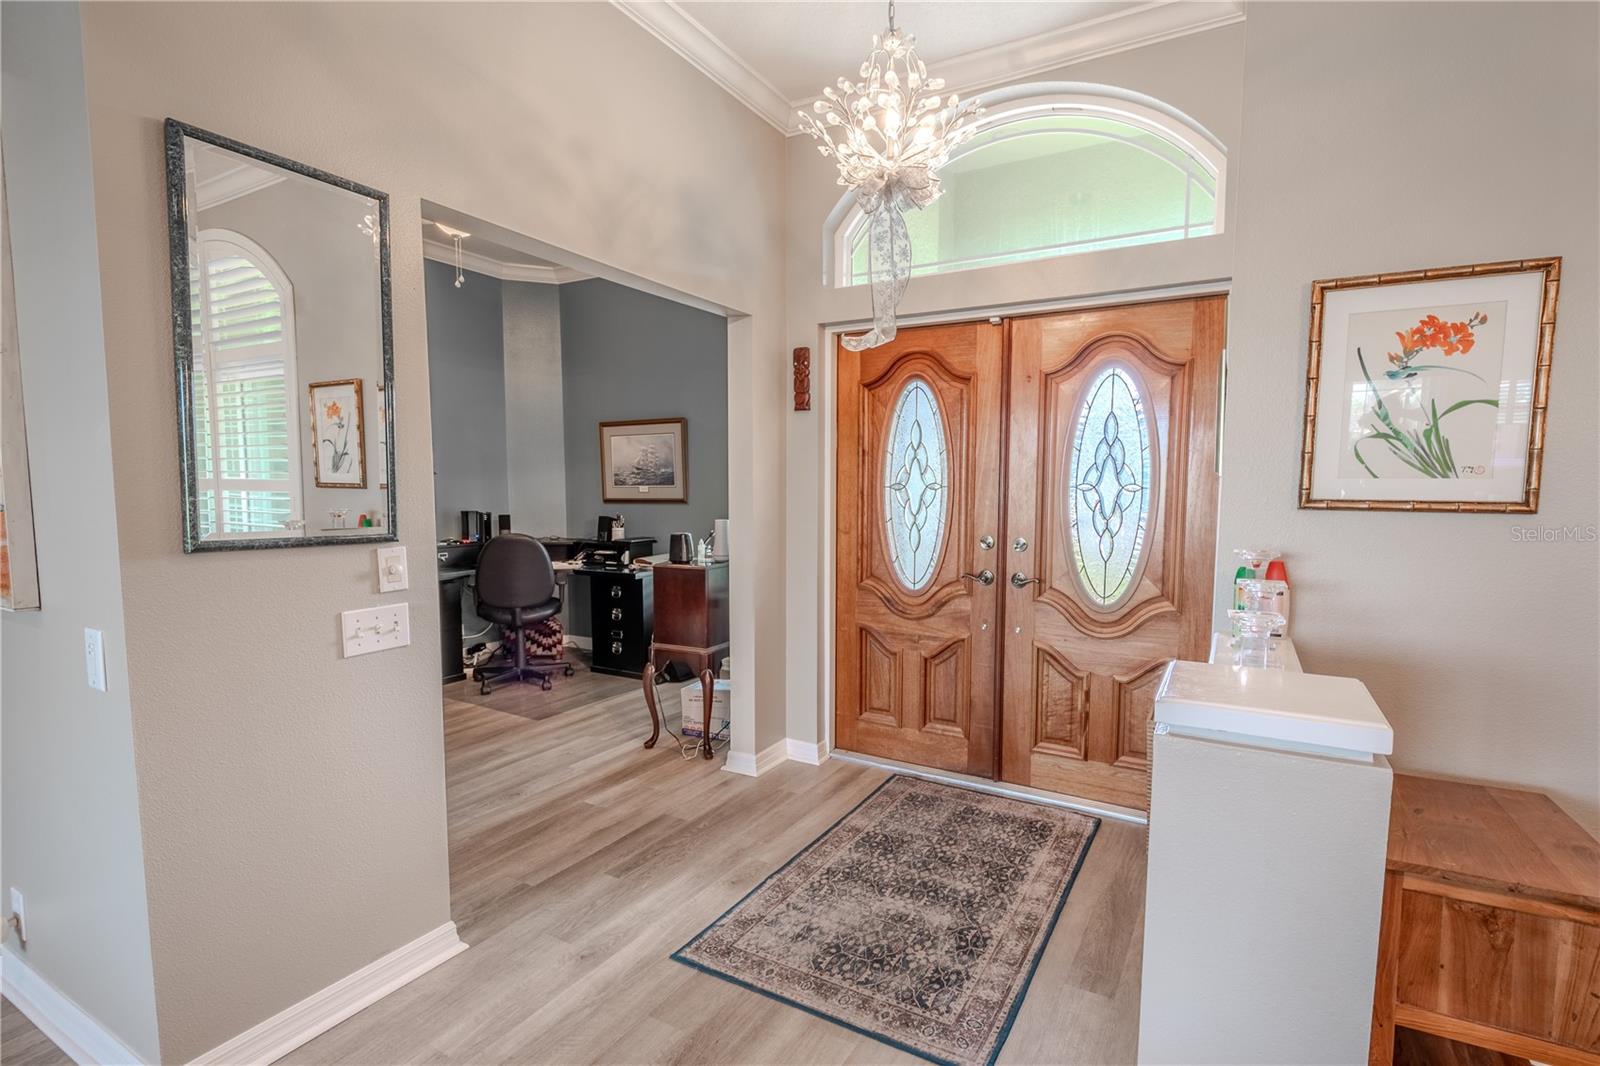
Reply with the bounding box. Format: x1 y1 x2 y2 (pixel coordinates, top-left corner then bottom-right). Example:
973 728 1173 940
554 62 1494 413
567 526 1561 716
1066 365 1157 610
883 377 950 592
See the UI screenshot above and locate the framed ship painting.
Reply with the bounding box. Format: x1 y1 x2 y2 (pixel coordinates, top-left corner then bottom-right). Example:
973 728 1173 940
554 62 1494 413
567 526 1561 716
1299 257 1560 512
599 417 687 503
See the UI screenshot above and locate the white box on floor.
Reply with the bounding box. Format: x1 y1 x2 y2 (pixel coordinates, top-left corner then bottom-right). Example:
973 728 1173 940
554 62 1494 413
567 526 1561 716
679 678 731 739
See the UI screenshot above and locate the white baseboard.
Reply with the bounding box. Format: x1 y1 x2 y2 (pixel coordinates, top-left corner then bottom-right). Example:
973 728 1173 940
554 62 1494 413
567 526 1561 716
723 739 788 777
1 945 146 1065
566 636 593 652
785 738 830 765
189 922 466 1066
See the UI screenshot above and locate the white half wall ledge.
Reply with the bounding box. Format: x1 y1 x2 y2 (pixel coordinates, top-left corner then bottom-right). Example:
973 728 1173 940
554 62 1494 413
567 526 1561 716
724 739 787 777
1 947 147 1066
187 922 466 1066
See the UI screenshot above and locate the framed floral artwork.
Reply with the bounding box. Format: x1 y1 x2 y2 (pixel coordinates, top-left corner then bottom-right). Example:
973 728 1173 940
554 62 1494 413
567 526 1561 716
308 378 367 489
1299 257 1560 512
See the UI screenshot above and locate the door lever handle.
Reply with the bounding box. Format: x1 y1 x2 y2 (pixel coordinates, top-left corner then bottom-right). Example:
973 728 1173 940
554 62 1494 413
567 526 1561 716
1010 572 1042 589
960 569 995 587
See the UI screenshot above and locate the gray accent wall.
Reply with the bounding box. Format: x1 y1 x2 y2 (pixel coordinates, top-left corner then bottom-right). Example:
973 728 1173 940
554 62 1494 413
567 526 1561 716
559 278 729 546
424 259 508 539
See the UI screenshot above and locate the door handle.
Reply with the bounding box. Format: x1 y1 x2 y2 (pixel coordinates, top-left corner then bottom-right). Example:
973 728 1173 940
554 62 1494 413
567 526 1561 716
960 569 995 586
1011 572 1042 589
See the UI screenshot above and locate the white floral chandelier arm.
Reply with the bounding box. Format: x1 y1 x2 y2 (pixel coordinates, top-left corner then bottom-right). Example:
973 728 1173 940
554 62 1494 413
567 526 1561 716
798 21 981 350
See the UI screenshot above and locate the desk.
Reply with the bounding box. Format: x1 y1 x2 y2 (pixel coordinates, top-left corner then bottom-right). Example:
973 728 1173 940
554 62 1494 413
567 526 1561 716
438 567 474 682
642 561 729 759
584 567 652 677
538 536 655 562
1370 774 1600 1064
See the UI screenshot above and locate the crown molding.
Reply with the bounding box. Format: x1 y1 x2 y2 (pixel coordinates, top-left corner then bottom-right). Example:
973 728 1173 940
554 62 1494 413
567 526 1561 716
195 163 285 209
919 1 1245 101
421 238 591 285
612 1 794 133
613 0 1244 136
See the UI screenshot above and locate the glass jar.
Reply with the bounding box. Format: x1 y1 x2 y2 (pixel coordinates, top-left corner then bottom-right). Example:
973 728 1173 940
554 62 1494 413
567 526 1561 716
1227 609 1287 668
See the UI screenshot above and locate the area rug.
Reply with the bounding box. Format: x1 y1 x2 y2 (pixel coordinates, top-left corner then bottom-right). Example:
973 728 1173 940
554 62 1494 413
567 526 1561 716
672 775 1100 1066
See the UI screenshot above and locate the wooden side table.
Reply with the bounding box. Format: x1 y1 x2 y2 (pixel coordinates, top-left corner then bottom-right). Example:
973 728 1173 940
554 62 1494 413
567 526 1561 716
641 561 729 760
1371 773 1600 1065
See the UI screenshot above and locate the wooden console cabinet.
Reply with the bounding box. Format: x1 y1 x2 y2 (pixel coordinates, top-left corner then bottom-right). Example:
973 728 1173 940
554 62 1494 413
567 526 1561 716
641 561 729 760
1371 774 1600 1065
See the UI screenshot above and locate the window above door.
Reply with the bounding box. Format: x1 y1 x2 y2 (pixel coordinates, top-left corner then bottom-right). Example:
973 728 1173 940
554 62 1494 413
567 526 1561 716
827 85 1227 287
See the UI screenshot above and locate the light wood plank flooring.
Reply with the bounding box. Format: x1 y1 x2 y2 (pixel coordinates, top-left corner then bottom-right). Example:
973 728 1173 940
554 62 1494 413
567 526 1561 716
286 660 1147 1064
1 998 74 1066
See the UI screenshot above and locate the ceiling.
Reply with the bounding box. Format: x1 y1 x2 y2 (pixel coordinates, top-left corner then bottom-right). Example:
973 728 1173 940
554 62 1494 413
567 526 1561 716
614 1 1244 133
678 2 1132 102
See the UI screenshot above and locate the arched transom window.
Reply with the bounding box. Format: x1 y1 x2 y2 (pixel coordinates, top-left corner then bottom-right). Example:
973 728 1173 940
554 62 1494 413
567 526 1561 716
830 85 1226 287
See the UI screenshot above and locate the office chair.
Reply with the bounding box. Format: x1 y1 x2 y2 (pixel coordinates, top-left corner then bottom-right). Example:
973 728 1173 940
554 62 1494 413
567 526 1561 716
471 533 573 694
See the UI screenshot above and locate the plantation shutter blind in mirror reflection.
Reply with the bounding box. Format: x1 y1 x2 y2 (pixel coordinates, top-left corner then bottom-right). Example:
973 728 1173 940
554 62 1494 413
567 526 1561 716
191 238 301 537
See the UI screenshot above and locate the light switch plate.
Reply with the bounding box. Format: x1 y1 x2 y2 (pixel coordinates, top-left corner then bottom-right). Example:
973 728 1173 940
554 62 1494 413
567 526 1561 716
376 546 408 592
341 604 410 658
84 628 106 691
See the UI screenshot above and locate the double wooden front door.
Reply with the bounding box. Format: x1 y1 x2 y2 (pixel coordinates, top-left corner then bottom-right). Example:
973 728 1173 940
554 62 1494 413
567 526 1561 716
834 297 1224 810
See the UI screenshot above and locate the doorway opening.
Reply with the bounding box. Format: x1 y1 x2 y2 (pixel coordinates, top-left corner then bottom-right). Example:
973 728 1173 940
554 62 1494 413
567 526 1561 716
418 201 741 927
833 296 1226 812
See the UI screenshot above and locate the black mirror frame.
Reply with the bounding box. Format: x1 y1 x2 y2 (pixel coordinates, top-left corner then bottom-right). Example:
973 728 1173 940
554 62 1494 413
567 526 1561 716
164 118 397 553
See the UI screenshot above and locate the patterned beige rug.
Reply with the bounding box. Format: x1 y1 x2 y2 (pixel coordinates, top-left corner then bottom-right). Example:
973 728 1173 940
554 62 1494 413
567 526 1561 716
673 775 1100 1065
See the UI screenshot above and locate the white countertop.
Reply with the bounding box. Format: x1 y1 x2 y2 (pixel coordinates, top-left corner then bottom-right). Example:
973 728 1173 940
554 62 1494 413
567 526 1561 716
1155 659 1394 757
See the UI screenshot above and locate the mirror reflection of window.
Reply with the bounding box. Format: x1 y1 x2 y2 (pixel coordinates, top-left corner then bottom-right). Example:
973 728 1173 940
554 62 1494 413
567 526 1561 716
191 231 303 537
170 121 392 551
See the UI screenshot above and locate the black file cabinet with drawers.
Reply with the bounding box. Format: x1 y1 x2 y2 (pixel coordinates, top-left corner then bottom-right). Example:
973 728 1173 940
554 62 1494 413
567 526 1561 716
585 568 653 677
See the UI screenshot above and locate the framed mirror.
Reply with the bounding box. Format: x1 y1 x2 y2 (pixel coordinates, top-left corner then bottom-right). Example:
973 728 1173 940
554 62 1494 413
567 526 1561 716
164 119 395 552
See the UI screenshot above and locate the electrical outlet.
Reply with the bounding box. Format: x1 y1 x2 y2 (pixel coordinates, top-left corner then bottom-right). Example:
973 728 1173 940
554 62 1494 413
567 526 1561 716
376 546 408 593
9 887 25 948
84 628 106 692
341 604 410 658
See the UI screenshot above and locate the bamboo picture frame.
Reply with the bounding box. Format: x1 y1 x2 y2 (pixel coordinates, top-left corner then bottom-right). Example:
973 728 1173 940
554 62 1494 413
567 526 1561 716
1299 257 1560 513
308 378 368 489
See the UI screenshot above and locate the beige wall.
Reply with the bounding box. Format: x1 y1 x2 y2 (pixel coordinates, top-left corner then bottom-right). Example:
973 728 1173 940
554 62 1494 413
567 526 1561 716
0 4 162 1059
73 1 787 1059
1220 1 1599 833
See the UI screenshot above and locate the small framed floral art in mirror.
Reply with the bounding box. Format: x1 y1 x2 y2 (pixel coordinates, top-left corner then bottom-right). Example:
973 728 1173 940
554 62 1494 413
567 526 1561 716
1299 257 1560 512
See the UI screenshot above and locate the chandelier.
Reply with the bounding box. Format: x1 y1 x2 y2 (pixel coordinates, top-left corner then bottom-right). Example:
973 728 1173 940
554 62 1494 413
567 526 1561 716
799 1 981 350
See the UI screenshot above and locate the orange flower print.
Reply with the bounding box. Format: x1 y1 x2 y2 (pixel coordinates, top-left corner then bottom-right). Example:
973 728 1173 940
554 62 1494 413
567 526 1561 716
324 400 343 422
1385 311 1487 376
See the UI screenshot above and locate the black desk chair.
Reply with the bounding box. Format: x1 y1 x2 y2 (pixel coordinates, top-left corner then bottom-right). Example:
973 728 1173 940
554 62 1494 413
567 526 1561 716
471 534 572 694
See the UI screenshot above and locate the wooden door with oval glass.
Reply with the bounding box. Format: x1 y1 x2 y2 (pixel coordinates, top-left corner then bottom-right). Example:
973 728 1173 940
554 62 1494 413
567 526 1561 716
834 321 1004 776
1000 297 1223 809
